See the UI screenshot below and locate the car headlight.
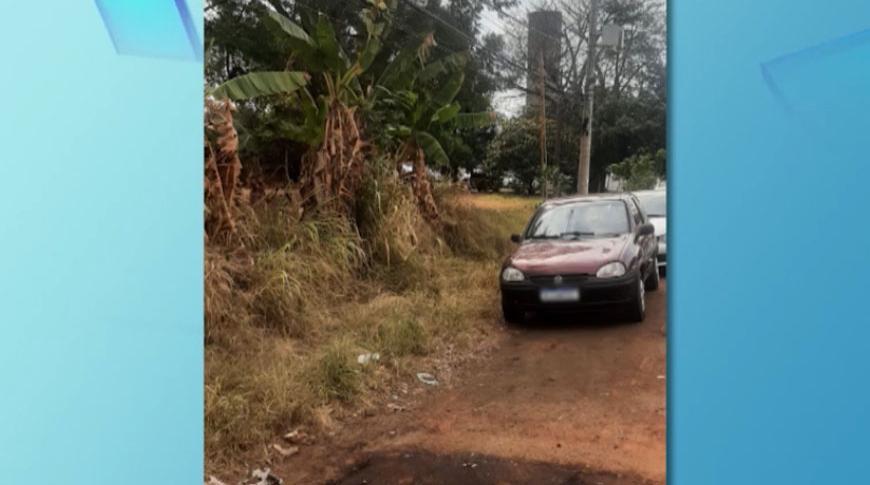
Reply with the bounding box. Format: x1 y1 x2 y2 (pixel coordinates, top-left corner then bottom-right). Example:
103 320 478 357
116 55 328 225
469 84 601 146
501 266 525 282
596 261 626 278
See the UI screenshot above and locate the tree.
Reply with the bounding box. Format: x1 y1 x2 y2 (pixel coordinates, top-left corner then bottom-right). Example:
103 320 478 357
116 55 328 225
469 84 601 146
488 0 666 191
607 148 664 191
484 116 575 195
367 37 496 218
208 1 495 219
209 2 393 213
205 0 512 182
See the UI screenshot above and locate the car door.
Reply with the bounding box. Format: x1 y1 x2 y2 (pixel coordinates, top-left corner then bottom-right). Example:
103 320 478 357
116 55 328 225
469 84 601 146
628 196 655 274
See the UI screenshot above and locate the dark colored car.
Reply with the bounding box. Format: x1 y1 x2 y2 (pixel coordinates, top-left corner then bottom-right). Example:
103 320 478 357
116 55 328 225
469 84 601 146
500 193 660 323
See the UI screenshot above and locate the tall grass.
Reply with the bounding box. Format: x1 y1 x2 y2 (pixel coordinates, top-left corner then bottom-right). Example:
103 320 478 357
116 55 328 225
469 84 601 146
205 177 535 472
436 186 538 260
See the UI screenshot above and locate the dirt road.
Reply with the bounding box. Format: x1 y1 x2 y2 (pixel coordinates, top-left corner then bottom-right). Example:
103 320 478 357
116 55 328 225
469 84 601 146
277 281 666 485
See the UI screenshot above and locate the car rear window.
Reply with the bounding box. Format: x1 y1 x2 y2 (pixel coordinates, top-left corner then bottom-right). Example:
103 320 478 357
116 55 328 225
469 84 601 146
636 192 666 217
526 201 630 239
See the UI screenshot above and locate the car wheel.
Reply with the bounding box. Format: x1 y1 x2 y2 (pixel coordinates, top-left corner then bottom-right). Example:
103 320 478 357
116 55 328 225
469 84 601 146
502 301 524 324
627 273 646 323
645 258 661 291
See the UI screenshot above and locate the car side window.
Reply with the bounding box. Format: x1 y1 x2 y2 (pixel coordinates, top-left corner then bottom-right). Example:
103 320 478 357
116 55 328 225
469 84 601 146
627 199 643 228
634 198 647 224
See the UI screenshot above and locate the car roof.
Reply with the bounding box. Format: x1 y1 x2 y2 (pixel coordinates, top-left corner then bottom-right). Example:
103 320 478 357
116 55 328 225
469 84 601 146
631 189 666 195
540 193 635 208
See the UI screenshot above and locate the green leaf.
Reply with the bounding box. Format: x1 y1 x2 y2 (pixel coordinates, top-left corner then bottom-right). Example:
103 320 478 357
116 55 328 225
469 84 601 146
431 71 465 108
212 71 308 100
266 10 314 47
415 131 450 168
452 111 496 129
313 15 348 72
265 10 328 71
357 37 382 72
377 46 420 92
395 90 418 109
431 103 460 123
419 52 467 83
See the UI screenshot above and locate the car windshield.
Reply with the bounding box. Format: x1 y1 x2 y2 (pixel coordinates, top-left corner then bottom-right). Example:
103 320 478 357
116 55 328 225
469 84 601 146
636 192 666 217
526 200 630 239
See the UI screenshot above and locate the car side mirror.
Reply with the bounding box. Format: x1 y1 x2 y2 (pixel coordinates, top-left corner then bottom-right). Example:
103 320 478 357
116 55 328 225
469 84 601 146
510 234 522 243
637 223 655 238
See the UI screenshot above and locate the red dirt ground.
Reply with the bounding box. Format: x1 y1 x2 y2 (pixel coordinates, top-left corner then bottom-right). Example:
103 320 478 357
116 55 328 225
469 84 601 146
268 281 667 485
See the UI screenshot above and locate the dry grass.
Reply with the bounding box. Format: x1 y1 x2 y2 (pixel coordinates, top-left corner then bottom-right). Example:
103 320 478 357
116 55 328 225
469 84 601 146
205 184 535 472
456 191 541 211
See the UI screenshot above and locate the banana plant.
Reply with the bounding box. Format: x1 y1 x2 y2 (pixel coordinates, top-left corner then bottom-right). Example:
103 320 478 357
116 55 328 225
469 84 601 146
208 0 394 141
208 2 394 212
205 1 492 217
368 38 495 219
371 41 495 170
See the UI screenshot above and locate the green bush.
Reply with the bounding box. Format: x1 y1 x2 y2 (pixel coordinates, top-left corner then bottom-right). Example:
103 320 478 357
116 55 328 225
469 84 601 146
608 149 665 191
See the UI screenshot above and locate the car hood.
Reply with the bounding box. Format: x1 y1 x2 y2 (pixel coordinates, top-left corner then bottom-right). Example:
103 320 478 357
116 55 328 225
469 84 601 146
509 236 630 276
649 216 666 236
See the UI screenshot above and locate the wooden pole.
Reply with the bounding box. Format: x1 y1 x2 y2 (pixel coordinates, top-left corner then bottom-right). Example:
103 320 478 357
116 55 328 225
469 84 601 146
538 49 549 199
577 0 598 195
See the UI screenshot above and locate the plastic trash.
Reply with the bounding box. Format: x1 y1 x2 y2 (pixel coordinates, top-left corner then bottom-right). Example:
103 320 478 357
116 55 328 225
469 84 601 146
416 372 439 386
357 352 381 365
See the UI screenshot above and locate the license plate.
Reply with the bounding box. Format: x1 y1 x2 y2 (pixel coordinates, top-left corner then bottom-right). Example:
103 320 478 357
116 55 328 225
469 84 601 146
540 287 580 303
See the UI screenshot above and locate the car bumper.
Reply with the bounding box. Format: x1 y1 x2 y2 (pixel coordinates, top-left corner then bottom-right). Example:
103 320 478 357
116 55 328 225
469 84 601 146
657 241 666 268
500 271 637 312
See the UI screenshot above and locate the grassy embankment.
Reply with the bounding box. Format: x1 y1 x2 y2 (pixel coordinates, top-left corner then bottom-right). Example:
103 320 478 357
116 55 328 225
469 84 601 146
205 182 537 471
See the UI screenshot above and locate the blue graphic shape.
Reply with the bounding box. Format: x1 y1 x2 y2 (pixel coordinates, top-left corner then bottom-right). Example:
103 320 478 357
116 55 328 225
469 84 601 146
95 0 201 61
1 1 203 482
672 0 870 483
762 29 870 117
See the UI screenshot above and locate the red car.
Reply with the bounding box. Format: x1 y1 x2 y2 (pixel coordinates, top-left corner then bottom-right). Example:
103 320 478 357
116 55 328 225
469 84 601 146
500 193 660 323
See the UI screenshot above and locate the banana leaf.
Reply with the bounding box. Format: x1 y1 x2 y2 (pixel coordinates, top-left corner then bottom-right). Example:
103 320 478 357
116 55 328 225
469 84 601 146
431 71 465 108
415 131 450 168
212 71 308 100
418 52 468 83
266 10 314 48
313 15 348 73
431 102 461 123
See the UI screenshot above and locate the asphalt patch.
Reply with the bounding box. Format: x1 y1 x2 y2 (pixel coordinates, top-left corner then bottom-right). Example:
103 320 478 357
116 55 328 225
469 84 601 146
329 449 655 485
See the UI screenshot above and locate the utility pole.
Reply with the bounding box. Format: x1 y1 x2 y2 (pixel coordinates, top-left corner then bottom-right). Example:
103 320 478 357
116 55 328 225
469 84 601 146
538 49 549 199
577 0 598 194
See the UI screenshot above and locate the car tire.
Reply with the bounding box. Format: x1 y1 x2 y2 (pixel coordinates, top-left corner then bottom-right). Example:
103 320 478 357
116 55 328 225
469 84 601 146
645 258 661 291
502 301 524 324
627 273 646 323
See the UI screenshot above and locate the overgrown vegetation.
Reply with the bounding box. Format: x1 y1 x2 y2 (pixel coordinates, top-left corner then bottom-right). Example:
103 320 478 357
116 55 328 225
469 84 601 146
203 3 536 469
205 190 535 470
203 0 663 475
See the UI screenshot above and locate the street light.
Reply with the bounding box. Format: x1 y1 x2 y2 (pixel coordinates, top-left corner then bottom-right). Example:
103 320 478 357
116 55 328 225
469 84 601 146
601 24 624 49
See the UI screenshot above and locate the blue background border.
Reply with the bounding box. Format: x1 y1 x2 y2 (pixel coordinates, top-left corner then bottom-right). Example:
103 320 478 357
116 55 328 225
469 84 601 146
670 1 870 483
3 0 870 483
1 1 203 482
